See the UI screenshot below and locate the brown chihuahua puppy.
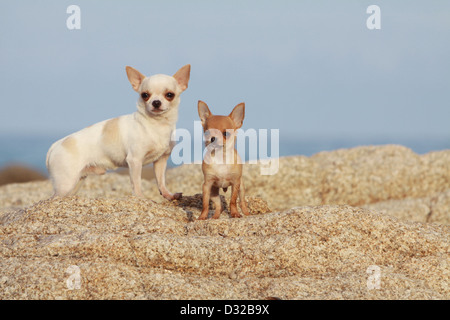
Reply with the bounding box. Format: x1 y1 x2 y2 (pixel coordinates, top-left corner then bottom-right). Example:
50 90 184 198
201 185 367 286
197 100 250 220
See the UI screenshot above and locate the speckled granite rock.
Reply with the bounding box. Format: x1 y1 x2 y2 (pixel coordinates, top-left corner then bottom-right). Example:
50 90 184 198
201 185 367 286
0 200 448 299
0 145 449 299
363 189 450 225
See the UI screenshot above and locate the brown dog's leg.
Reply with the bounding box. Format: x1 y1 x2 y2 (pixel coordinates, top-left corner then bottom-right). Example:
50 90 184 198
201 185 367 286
230 181 241 218
211 186 222 219
198 181 213 220
239 179 250 216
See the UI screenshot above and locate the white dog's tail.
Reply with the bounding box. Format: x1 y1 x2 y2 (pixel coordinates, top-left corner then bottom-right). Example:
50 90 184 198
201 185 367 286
46 142 57 172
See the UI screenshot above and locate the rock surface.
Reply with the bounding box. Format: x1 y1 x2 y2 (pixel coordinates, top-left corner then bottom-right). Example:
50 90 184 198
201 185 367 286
0 145 449 299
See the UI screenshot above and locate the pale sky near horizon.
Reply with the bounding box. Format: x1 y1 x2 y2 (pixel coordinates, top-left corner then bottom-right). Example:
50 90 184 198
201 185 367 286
1 0 449 142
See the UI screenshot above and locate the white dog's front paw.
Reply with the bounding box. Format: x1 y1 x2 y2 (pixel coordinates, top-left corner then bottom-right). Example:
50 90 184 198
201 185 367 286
161 191 182 201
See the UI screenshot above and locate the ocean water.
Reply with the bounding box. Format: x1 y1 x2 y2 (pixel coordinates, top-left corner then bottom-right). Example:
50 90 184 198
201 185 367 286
0 134 448 176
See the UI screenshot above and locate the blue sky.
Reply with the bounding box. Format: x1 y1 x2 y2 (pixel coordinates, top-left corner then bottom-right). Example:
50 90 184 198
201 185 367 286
1 0 449 142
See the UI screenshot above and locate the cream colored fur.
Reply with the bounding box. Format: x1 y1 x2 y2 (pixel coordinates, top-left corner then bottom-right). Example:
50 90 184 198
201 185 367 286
46 65 190 199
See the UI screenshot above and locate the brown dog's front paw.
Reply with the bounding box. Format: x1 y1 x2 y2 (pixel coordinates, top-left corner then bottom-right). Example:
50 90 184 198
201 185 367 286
230 211 241 218
197 210 209 220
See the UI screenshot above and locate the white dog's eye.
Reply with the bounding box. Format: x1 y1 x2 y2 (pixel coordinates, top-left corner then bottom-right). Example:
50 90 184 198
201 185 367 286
165 92 175 101
141 92 150 101
223 131 231 138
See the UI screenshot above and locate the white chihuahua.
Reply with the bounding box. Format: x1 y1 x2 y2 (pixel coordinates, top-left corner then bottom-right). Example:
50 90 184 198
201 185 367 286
46 64 190 199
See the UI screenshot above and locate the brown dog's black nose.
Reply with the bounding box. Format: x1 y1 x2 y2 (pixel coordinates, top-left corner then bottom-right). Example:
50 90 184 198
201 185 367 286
152 100 161 108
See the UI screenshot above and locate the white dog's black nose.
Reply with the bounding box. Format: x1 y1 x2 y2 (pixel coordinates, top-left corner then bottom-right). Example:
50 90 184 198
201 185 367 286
152 100 162 108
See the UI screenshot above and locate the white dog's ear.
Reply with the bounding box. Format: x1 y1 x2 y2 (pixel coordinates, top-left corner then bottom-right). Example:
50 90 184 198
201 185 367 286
229 103 245 129
198 100 212 128
173 64 191 92
125 66 146 92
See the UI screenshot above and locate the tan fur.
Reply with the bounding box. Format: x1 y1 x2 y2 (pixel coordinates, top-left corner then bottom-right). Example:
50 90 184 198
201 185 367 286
82 165 106 175
61 137 78 156
197 100 250 220
101 118 121 146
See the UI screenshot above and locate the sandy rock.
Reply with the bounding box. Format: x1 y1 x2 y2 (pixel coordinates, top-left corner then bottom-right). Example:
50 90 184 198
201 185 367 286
363 190 450 224
0 145 449 299
0 200 448 299
162 145 450 215
312 146 450 206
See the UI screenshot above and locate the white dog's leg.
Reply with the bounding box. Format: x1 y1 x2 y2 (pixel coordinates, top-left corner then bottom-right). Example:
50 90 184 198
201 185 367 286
153 153 181 200
51 171 82 197
126 155 144 197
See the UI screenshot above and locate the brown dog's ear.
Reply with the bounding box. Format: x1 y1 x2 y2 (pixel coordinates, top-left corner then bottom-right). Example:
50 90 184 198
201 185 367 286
198 100 212 127
229 102 245 129
125 66 146 92
173 64 191 92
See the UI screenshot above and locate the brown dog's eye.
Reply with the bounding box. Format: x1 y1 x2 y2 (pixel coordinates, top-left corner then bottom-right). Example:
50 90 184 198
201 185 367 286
165 92 175 100
141 92 150 101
